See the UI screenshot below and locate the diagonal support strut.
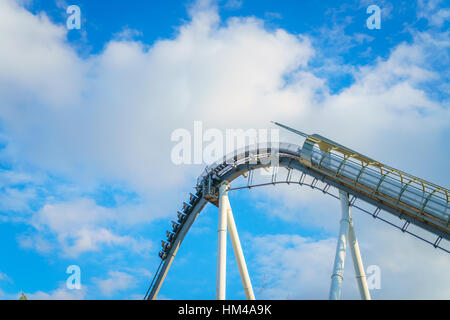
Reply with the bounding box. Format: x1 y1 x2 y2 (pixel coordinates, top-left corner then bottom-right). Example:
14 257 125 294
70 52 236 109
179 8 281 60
226 196 255 300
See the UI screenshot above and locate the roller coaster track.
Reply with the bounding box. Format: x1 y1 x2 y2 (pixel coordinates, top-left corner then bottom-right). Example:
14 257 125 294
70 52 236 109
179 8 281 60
145 124 449 300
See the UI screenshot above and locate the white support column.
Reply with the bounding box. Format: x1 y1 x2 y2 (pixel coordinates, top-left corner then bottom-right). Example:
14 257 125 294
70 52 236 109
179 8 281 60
217 182 229 300
225 197 255 300
329 190 351 300
348 213 371 300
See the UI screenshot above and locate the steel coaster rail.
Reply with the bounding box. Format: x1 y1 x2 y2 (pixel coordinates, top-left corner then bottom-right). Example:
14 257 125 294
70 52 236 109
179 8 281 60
146 126 449 300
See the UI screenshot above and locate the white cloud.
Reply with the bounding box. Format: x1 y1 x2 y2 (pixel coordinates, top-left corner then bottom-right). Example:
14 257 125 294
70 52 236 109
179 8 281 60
113 27 143 41
2 0 447 196
223 0 243 10
17 233 54 254
0 271 12 283
25 284 86 300
93 271 137 297
33 198 111 233
0 0 85 107
248 230 450 299
0 0 316 195
0 282 87 300
22 198 152 257
249 234 338 299
358 225 450 299
0 186 36 213
418 0 450 27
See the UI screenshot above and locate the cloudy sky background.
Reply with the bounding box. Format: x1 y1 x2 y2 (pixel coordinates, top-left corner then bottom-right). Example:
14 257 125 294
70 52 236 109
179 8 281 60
0 0 449 299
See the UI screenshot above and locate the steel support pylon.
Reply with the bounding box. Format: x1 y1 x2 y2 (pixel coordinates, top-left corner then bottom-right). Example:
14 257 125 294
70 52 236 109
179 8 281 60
217 183 229 300
329 190 351 300
329 190 371 300
217 182 255 300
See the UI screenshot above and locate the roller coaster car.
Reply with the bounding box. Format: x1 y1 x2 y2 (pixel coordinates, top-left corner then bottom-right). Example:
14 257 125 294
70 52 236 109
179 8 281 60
161 240 171 251
159 250 168 260
166 231 176 242
172 221 181 232
189 193 199 201
177 211 187 222
183 202 192 210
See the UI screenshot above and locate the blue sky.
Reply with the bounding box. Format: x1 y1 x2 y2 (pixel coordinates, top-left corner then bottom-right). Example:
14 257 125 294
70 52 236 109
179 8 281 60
0 0 449 299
